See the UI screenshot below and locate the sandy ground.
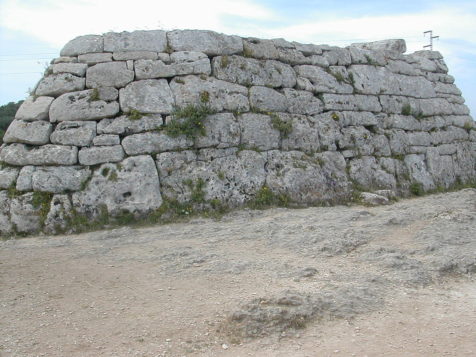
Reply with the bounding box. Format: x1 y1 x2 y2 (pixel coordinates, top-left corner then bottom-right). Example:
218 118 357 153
1 189 475 357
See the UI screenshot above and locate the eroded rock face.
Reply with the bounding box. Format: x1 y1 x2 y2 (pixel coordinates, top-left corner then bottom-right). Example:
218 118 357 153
0 30 474 237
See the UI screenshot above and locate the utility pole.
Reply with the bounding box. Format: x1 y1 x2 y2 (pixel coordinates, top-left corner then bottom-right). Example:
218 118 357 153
423 30 439 51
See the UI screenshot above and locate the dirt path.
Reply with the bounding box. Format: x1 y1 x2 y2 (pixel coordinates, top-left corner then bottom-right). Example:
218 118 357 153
1 189 475 356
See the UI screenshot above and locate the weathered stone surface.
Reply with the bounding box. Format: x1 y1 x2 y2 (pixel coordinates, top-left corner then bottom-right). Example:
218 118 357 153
3 120 53 145
351 39 406 54
426 148 456 188
97 114 163 135
44 194 73 234
168 30 243 55
50 121 97 146
239 113 280 151
349 156 397 189
16 166 35 191
0 191 12 235
104 30 167 52
295 65 353 94
10 193 42 234
0 144 78 166
243 38 280 60
96 87 119 101
323 94 382 112
60 35 103 56
86 62 134 88
113 51 158 61
195 113 240 149
35 73 85 97
0 166 20 189
249 86 287 112
283 89 323 115
121 132 192 155
360 192 390 206
49 89 119 122
404 154 435 191
52 63 88 77
93 134 120 146
78 53 113 65
170 75 249 112
212 56 296 88
78 145 124 166
32 166 91 193
72 155 162 216
15 96 54 121
339 127 375 156
119 80 175 114
135 57 211 79
322 47 352 66
311 113 342 151
384 114 421 131
53 56 77 64
339 112 381 127
281 114 321 153
348 46 387 66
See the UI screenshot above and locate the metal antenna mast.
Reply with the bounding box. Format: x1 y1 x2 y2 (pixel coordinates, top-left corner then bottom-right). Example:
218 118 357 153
423 30 439 50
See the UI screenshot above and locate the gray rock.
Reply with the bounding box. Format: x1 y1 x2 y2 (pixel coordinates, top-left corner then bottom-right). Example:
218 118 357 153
195 113 240 149
93 134 120 146
0 191 12 235
167 30 243 55
3 120 52 145
384 114 421 131
349 156 397 189
170 75 249 112
340 112 380 127
311 113 342 151
283 89 323 115
0 166 20 189
72 155 162 216
113 51 159 60
295 65 353 94
60 35 104 56
96 87 119 101
238 113 280 151
10 192 43 234
135 58 211 79
78 145 125 165
52 63 88 77
347 47 387 66
104 30 167 52
32 166 91 193
281 114 321 153
386 60 419 76
119 79 175 114
16 166 35 191
351 39 406 54
121 132 192 155
49 89 119 122
339 126 374 156
44 194 73 234
322 47 352 66
0 144 78 166
170 51 207 63
97 114 163 135
50 121 97 146
404 154 435 191
15 96 54 121
323 94 382 112
426 148 456 188
243 38 280 59
360 192 390 206
86 62 134 88
52 56 78 64
35 73 85 97
77 53 113 65
249 86 287 112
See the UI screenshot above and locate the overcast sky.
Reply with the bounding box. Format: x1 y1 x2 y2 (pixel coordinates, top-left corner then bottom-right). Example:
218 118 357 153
0 0 475 116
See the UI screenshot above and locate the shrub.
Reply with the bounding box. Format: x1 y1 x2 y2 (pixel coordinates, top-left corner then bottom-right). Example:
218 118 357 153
165 104 215 140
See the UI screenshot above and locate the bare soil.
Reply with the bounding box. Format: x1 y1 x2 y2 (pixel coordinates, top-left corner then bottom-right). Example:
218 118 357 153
1 189 475 357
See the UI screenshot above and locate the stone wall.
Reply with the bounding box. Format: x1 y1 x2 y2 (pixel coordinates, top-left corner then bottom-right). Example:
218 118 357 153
0 29 475 236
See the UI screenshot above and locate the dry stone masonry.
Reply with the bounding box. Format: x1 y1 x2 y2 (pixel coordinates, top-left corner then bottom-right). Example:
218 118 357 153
1 29 475 236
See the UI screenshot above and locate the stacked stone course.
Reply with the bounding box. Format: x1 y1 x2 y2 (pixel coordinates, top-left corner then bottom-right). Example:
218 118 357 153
0 29 475 236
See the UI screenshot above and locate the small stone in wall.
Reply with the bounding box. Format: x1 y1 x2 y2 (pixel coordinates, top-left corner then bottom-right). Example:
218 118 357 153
15 96 54 121
359 192 390 206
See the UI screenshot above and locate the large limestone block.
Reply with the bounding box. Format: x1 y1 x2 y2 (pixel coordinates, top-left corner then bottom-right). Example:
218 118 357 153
49 89 120 122
212 56 296 88
426 148 456 188
52 63 88 77
113 51 159 61
86 62 134 88
351 39 406 54
156 149 266 205
50 121 97 146
97 115 163 135
78 145 125 166
78 53 113 65
348 156 397 190
0 144 78 166
322 94 382 112
243 38 280 60
339 126 375 156
16 166 35 191
119 79 175 114
170 75 249 112
32 166 91 193
404 154 435 190
386 60 419 76
349 65 435 98
238 113 280 151
295 65 353 94
322 47 352 66
134 57 211 79
60 35 104 56
3 120 52 145
0 191 12 235
121 132 192 155
195 113 240 149
15 96 54 121
104 30 167 52
283 89 323 115
44 194 73 234
339 111 380 127
167 30 243 55
384 114 421 131
347 47 387 66
0 166 20 189
249 86 287 112
35 73 85 97
281 114 321 153
93 134 120 146
453 142 476 182
72 155 163 216
310 113 342 151
10 192 42 234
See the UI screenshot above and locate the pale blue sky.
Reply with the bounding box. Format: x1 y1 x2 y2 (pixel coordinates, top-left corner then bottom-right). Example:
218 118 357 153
0 0 475 117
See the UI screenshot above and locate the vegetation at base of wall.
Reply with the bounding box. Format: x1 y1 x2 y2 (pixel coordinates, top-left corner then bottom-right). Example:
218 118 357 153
0 100 23 144
31 192 54 225
248 186 290 209
164 104 215 140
